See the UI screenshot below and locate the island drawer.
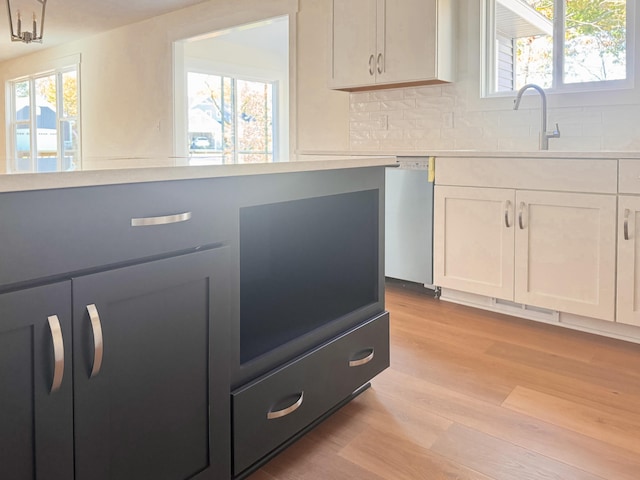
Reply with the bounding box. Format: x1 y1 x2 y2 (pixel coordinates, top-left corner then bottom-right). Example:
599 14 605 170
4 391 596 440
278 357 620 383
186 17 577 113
0 178 231 288
231 311 389 475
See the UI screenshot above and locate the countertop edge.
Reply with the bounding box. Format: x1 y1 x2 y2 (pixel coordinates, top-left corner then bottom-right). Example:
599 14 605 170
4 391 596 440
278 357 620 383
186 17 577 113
297 150 640 159
0 156 398 193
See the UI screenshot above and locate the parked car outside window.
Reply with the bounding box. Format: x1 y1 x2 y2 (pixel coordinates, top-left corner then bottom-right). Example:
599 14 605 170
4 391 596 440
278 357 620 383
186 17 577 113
191 137 211 149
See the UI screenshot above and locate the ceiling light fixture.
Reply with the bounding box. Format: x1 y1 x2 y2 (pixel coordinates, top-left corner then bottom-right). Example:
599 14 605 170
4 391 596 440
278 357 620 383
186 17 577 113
6 0 46 44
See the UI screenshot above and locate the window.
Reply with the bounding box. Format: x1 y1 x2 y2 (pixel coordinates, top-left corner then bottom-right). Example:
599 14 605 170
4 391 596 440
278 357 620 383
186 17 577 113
486 0 630 94
187 72 275 164
174 15 289 164
7 65 80 172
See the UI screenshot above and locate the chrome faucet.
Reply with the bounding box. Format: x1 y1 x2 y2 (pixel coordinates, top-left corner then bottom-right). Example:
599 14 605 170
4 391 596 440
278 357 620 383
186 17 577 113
513 83 560 150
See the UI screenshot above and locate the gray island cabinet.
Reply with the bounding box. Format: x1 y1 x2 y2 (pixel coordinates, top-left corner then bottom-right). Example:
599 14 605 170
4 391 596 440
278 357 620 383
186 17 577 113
0 162 390 480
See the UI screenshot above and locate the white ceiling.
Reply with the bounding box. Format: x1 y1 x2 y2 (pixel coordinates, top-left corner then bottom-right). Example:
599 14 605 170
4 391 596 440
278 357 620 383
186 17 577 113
0 0 209 62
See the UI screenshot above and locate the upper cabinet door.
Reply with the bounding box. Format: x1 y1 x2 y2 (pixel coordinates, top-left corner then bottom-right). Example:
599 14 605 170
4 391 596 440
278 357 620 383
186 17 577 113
378 0 437 84
329 0 377 89
0 282 73 480
330 0 453 91
73 248 230 480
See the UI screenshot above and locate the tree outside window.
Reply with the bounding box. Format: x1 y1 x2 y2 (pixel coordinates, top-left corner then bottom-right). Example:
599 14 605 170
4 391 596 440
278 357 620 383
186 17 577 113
187 72 274 165
490 0 628 93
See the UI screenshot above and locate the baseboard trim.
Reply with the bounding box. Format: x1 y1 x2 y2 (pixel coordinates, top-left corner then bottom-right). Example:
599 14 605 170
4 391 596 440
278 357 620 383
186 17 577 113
440 288 640 345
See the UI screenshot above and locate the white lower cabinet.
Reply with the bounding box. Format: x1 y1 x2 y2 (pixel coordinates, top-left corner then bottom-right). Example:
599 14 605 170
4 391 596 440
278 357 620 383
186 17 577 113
435 186 617 321
433 186 514 300
616 196 640 326
514 190 616 321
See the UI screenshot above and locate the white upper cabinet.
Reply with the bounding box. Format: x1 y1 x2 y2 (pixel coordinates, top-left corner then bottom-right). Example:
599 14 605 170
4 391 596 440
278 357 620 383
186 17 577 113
329 0 454 91
330 0 377 88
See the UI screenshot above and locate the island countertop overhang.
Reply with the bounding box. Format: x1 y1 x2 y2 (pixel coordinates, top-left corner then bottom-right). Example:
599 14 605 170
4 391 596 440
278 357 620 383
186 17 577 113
0 156 397 193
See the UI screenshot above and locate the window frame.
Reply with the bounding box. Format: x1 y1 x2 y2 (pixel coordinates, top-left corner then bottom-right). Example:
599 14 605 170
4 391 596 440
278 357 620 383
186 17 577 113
5 60 81 173
483 0 636 98
172 13 292 165
185 67 279 165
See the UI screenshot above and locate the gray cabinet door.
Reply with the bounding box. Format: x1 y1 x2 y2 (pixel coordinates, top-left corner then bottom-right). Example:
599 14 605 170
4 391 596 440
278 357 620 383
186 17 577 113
72 248 230 480
0 282 74 480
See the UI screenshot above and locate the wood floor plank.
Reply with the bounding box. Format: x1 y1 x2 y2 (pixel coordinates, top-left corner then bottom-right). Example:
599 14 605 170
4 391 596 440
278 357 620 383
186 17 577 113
339 422 494 480
502 386 640 456
259 434 388 480
486 341 640 417
244 471 277 480
430 424 606 480
300 408 370 453
337 386 453 450
486 341 640 397
391 310 497 355
589 341 640 379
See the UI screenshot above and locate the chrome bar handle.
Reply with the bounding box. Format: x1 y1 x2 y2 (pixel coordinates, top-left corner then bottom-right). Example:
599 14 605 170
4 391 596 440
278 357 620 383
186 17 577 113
624 208 631 241
504 200 512 228
131 211 192 227
349 348 375 367
518 202 526 230
368 54 375 76
377 53 384 74
47 315 64 394
267 391 304 420
87 304 104 379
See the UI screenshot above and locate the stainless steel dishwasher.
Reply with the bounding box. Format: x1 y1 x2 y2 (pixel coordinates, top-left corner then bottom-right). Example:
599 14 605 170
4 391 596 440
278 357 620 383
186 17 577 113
385 157 434 286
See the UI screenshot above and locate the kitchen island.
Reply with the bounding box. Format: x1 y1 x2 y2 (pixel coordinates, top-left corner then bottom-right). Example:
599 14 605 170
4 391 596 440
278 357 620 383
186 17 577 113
0 156 394 480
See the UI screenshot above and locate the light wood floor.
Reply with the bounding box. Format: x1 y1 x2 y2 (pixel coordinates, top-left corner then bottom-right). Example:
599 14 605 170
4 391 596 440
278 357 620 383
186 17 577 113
248 281 640 480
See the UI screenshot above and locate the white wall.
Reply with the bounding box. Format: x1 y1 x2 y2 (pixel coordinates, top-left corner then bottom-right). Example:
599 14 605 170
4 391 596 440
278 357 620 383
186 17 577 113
0 0 351 172
295 0 350 153
349 1 640 152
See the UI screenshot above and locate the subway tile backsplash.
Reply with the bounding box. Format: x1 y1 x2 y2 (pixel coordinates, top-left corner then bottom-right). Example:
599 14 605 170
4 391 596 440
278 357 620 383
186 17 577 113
349 83 640 152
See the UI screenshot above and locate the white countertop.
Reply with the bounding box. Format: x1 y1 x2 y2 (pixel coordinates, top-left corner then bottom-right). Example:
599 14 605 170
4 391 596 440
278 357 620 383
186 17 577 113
0 156 397 193
299 150 640 159
425 150 640 159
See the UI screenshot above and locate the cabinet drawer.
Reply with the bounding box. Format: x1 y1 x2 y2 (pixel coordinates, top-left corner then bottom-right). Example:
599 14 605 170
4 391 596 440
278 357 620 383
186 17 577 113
232 312 389 475
619 160 640 194
0 178 230 287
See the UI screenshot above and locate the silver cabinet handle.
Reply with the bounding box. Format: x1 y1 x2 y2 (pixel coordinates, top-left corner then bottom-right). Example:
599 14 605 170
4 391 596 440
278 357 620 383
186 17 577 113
87 304 104 379
504 200 512 228
47 315 64 394
377 53 384 74
267 391 304 420
624 208 631 240
131 211 192 227
349 348 374 367
368 54 375 76
518 202 526 230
